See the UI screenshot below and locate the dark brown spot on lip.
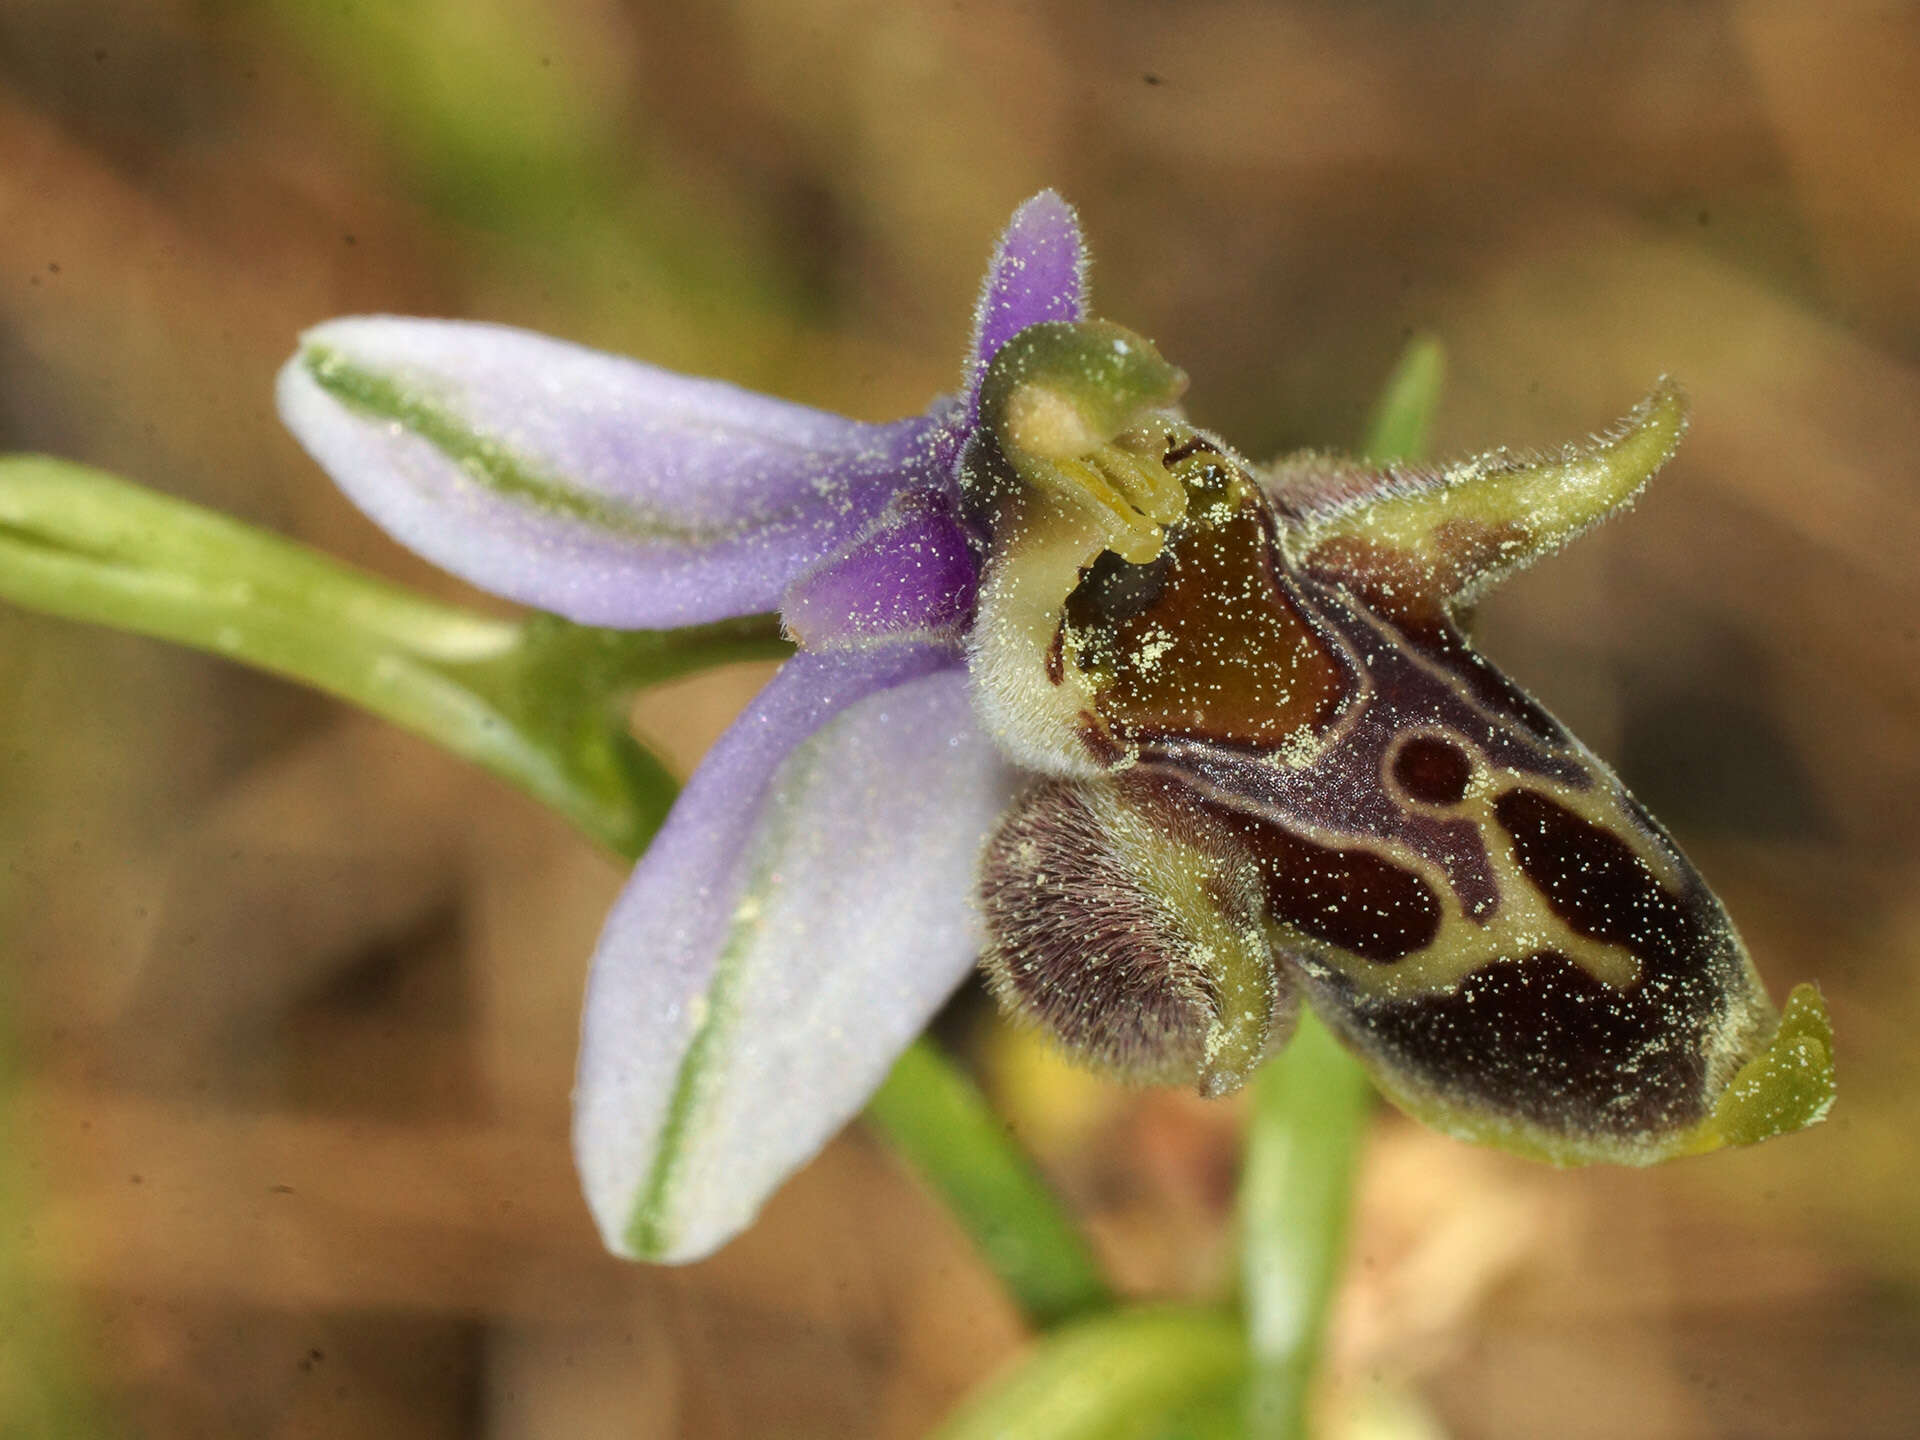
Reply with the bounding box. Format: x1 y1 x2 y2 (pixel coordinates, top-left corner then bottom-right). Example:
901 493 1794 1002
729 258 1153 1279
1227 814 1441 962
1494 787 1687 954
1307 948 1710 1138
1072 496 1353 751
1293 782 1753 1148
1391 734 1473 807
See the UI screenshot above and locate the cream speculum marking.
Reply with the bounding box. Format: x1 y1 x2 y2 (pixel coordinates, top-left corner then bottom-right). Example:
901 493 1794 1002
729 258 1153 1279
966 320 1834 1164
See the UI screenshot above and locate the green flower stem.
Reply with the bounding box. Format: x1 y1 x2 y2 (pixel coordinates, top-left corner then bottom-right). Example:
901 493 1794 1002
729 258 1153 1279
498 611 790 858
866 1039 1111 1328
929 1306 1245 1440
1237 1012 1372 1439
0 454 1113 1330
0 456 785 856
1232 336 1448 1439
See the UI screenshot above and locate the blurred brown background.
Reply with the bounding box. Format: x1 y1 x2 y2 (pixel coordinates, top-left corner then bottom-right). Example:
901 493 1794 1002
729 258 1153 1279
2 2 1918 1436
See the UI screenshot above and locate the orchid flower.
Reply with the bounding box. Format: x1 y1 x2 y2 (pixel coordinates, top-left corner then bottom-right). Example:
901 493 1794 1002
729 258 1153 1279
276 193 1833 1266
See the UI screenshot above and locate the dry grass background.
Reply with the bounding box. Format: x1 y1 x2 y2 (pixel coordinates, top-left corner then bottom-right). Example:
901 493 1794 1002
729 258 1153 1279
2 2 1918 1436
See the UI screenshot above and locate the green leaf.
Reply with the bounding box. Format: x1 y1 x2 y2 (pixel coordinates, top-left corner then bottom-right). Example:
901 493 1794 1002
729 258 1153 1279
1362 333 1446 463
930 1306 1246 1440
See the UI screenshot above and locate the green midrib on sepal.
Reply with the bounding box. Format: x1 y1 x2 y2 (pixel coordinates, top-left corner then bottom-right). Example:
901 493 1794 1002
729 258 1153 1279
620 882 754 1261
619 710 826 1259
301 343 703 542
621 956 734 1260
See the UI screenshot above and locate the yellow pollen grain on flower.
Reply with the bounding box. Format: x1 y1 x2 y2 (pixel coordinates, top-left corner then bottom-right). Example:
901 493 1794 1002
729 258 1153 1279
1276 724 1325 768
1132 627 1175 672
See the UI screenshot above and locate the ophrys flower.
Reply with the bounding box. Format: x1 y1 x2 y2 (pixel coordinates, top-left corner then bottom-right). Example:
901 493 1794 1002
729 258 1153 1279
278 193 1832 1264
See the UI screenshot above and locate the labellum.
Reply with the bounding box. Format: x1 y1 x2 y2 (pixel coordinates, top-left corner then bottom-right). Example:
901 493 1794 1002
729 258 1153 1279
965 320 1833 1166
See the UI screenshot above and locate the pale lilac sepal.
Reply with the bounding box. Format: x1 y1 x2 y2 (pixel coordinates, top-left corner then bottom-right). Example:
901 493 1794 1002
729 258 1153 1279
573 647 1015 1261
780 490 978 649
962 190 1088 417
276 318 947 628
